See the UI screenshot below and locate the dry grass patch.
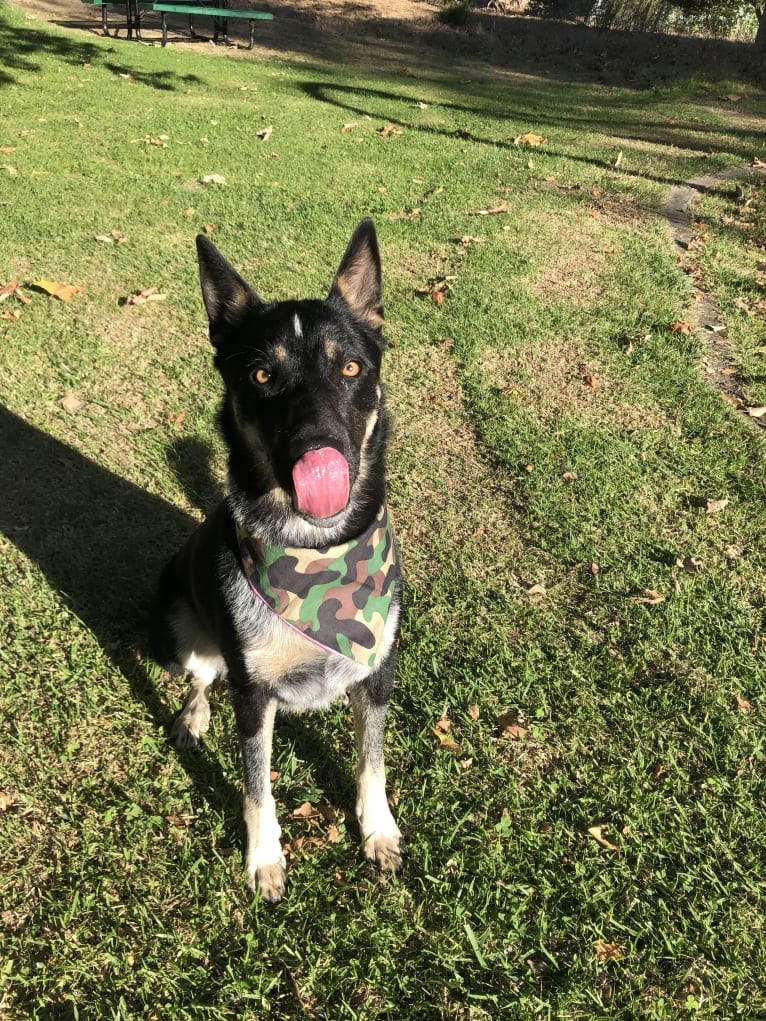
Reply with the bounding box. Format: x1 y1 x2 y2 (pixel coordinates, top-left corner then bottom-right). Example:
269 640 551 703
478 336 669 432
387 342 524 587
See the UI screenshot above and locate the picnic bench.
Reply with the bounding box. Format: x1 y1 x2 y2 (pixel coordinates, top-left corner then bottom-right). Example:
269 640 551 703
84 0 273 47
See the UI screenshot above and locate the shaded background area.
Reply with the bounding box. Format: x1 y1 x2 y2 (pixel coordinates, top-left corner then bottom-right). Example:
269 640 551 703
10 0 765 85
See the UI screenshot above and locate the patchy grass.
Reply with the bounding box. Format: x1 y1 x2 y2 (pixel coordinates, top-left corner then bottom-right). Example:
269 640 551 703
1 4 766 1018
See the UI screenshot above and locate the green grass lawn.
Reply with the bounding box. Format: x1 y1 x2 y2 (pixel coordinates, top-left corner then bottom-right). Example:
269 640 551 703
1 4 765 1018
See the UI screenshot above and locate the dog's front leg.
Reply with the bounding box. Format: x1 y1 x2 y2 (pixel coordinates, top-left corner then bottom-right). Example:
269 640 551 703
230 685 286 901
349 666 404 874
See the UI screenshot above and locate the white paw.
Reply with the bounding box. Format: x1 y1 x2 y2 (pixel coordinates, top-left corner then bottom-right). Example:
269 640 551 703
363 827 405 873
170 703 210 749
247 861 288 903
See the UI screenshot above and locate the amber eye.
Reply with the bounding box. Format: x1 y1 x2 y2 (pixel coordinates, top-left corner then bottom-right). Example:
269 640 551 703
342 360 361 378
252 367 271 385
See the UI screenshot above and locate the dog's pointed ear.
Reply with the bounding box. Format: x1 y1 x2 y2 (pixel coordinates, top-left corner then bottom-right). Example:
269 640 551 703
196 235 260 346
329 219 384 332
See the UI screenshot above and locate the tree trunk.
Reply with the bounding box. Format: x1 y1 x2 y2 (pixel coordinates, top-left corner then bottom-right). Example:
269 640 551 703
755 6 766 47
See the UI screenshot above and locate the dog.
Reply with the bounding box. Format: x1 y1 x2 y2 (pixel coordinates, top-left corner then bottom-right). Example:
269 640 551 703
150 220 404 901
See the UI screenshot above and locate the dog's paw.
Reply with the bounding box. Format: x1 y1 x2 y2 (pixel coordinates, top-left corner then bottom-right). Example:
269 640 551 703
363 829 405 873
248 862 287 903
170 702 211 750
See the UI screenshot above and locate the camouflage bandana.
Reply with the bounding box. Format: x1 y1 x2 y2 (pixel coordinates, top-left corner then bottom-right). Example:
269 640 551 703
237 506 400 667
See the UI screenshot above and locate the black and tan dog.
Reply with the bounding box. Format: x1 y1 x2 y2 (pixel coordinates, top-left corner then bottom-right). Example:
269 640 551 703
150 220 404 901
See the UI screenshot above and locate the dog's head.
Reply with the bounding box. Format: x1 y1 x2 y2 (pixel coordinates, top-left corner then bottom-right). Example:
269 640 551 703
196 220 390 544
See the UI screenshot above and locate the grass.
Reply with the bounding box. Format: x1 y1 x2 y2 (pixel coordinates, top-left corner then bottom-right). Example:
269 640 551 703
1 3 766 1018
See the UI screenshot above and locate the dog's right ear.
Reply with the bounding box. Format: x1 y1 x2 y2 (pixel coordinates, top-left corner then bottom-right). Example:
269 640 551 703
196 236 261 346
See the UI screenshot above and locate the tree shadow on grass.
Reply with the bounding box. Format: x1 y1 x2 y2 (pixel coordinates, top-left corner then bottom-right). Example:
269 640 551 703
0 8 205 89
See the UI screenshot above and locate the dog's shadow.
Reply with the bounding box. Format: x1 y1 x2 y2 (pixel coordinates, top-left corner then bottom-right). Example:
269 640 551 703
0 407 358 835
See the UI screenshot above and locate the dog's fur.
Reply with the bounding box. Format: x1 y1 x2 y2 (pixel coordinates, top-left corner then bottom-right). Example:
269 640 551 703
150 220 403 901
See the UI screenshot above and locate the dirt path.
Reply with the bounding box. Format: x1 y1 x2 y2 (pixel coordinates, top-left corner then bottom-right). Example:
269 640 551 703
665 166 766 431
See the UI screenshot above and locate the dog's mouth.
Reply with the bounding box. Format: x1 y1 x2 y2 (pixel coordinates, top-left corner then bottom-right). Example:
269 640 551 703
291 447 350 519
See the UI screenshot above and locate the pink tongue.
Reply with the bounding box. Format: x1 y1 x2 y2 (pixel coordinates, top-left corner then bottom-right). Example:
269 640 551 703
292 447 350 518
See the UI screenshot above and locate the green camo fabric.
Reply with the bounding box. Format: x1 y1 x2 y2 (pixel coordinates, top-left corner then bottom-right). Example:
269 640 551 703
237 506 400 667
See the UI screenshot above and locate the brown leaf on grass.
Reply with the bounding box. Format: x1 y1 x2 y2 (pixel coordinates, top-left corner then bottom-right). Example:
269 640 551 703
746 405 766 418
468 704 480 721
32 279 84 302
669 321 693 335
468 201 510 216
705 498 729 515
376 123 402 137
0 792 14 811
388 207 421 222
0 146 16 154
525 583 547 598
632 589 665 605
514 131 547 146
125 286 166 306
1 309 21 320
587 825 621 853
734 694 754 713
675 556 702 572
595 939 624 962
201 173 226 185
94 229 128 245
292 801 320 820
256 125 274 142
432 712 460 751
61 394 87 414
0 281 31 305
497 712 528 739
341 122 359 132
582 373 599 389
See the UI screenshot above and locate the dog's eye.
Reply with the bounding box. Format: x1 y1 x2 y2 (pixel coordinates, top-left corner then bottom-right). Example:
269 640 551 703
252 367 271 385
342 360 361 378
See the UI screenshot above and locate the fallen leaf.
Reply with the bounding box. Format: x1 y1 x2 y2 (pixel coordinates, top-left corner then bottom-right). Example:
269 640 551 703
2 164 19 176
94 229 128 245
376 123 402 137
414 101 429 109
0 146 16 154
292 801 319 820
525 583 547 597
497 711 527 739
734 694 753 713
632 589 665 605
669 321 693 335
1 309 21 320
582 373 598 388
468 202 510 216
0 792 14 811
595 939 624 962
468 704 480 721
745 406 766 418
61 394 87 414
256 125 274 142
587 825 621 853
514 131 547 146
327 824 341 843
125 286 166 306
0 281 31 305
32 279 84 301
201 173 226 185
165 813 194 828
675 556 702 572
561 471 578 481
431 726 460 751
341 122 359 132
705 498 729 514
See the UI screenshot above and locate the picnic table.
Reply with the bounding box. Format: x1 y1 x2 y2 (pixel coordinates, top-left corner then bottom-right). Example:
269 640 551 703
87 0 273 47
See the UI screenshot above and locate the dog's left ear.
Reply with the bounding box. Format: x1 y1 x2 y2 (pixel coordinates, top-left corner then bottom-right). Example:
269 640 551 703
329 219 384 332
196 235 261 346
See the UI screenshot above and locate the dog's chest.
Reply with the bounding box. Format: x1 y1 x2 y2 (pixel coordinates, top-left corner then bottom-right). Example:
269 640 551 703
227 571 374 711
